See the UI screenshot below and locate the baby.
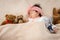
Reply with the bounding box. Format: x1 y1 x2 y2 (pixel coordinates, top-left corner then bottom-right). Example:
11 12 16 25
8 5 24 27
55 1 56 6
27 4 57 33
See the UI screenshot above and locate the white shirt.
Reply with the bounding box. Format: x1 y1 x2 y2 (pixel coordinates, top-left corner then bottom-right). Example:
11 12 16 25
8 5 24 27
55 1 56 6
28 16 49 22
28 16 56 29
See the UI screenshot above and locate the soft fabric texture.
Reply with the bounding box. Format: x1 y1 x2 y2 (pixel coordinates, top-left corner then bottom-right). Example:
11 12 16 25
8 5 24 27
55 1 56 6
28 16 56 29
0 22 60 40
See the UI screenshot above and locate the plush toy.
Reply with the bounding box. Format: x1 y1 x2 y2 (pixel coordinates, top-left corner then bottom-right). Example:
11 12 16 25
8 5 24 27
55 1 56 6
17 15 25 23
57 9 60 23
1 14 16 25
53 8 60 24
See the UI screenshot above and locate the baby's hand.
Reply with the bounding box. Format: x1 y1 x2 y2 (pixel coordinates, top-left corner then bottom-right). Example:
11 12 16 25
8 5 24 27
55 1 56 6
53 27 58 33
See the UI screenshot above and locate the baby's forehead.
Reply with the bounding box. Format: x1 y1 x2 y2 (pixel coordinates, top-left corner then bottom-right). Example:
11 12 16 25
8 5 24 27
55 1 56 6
30 10 38 13
30 10 40 14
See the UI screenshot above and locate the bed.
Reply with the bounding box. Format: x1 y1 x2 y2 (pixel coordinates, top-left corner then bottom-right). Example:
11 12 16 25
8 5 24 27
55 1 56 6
0 22 60 40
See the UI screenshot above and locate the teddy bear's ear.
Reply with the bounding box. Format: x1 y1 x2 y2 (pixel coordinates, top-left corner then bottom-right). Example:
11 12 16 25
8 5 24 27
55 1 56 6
14 16 16 18
20 15 23 17
53 8 57 15
5 14 8 17
17 15 23 18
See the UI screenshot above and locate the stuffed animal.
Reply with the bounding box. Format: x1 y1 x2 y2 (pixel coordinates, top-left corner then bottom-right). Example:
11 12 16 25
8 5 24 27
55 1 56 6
1 14 16 25
53 8 60 24
17 15 25 23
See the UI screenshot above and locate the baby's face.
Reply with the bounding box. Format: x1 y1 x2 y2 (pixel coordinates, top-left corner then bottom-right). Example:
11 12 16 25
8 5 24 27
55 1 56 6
29 10 39 18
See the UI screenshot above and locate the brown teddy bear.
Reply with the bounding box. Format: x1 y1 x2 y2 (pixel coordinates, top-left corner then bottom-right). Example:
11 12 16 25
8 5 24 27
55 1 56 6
16 15 25 23
1 14 16 25
53 8 60 24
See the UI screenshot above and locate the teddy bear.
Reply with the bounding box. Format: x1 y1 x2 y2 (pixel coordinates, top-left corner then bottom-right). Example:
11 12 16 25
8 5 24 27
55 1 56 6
53 8 60 24
16 15 25 23
1 14 16 25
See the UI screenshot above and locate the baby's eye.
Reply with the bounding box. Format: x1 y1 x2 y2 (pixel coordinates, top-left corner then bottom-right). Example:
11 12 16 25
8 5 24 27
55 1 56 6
35 10 38 12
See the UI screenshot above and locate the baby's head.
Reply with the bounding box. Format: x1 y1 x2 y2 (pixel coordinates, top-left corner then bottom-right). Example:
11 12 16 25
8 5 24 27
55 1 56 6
28 4 43 18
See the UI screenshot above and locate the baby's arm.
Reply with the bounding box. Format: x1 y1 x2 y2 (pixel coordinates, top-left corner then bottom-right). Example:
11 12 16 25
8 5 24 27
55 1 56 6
52 24 58 33
43 16 58 33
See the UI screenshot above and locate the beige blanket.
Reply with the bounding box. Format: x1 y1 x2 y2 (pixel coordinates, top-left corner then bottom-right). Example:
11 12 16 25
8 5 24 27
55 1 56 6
0 22 60 40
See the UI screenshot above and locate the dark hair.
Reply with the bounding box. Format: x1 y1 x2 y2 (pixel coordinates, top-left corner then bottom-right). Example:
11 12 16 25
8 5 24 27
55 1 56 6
33 4 42 17
33 4 42 9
